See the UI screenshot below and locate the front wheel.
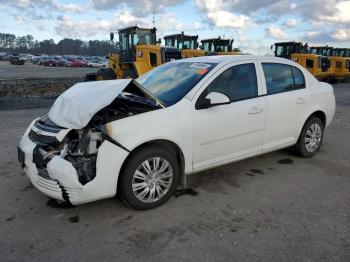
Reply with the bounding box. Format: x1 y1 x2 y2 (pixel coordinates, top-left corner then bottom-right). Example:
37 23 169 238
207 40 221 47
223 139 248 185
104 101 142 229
96 68 115 81
119 146 180 210
293 116 324 158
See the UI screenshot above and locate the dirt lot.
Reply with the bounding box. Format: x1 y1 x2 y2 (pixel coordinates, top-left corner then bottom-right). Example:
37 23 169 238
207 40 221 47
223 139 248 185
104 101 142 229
0 83 349 262
0 61 96 80
0 61 97 97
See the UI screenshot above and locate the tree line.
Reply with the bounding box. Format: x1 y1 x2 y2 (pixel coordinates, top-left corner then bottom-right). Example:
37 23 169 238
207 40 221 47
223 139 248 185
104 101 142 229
0 33 116 56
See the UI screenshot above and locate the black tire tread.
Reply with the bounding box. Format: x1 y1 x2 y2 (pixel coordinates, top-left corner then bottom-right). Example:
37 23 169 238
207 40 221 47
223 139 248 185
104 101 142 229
293 116 324 158
96 68 115 80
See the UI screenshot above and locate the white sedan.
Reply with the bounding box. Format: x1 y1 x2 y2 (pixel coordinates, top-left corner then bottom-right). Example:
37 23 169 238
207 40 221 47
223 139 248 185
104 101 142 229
18 55 336 209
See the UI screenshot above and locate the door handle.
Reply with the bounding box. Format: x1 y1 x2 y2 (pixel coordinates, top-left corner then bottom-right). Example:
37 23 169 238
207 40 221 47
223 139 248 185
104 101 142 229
249 107 263 114
296 97 307 104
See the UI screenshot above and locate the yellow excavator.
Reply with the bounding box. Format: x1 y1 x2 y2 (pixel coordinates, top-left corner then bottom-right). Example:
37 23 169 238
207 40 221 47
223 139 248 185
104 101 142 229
309 46 350 82
201 37 240 55
164 32 205 58
86 26 181 80
273 42 331 81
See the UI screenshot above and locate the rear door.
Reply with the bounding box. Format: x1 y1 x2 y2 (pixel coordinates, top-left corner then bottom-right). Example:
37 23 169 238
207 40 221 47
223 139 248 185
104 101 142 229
259 61 310 151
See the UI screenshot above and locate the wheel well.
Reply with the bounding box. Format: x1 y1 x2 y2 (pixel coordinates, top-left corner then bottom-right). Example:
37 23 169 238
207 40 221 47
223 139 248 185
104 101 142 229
117 140 186 194
308 110 326 126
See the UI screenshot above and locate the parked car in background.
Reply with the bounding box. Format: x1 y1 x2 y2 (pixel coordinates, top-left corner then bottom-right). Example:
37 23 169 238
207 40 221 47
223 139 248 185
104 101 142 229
59 59 72 67
18 55 335 210
42 59 62 67
31 55 43 64
70 59 87 67
87 60 107 68
0 52 9 60
10 56 25 65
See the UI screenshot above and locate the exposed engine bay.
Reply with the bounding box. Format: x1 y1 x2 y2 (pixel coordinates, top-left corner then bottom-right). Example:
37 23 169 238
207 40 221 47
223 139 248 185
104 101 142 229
30 81 162 186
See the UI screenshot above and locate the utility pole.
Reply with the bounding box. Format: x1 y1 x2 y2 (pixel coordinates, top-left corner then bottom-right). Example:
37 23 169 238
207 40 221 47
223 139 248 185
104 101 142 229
259 38 262 56
152 10 155 27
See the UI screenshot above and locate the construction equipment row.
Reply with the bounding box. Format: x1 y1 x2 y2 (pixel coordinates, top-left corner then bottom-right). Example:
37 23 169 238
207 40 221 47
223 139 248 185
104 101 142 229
85 26 240 81
273 42 350 83
85 25 350 83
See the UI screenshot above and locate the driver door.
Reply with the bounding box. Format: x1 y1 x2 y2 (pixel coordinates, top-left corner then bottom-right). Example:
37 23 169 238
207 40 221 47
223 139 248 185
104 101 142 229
191 61 266 172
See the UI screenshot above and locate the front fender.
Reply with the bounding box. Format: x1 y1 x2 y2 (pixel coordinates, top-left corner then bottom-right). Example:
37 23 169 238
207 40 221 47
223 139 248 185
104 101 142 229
105 99 194 174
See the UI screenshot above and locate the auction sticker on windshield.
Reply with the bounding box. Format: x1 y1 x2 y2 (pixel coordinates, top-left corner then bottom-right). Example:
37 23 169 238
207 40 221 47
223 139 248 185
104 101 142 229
189 63 212 69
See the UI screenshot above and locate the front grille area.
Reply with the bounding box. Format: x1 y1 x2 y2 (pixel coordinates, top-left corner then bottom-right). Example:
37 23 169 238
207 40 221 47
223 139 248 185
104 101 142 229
34 121 63 133
34 116 66 133
29 129 59 146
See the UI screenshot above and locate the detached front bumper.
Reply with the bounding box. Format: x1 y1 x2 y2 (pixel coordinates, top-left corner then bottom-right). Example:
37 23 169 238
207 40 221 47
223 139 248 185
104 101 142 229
19 127 66 201
18 120 129 205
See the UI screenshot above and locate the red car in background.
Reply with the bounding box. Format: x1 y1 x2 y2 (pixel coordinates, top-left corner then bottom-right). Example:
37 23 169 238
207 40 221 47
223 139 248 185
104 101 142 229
42 59 63 67
70 60 87 67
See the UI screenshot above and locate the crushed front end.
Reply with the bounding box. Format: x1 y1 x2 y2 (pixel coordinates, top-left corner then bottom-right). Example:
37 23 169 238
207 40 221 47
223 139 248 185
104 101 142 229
18 79 162 205
18 114 130 205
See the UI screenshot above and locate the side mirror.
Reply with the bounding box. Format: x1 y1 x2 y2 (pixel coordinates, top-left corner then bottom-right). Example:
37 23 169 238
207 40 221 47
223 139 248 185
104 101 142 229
196 92 230 109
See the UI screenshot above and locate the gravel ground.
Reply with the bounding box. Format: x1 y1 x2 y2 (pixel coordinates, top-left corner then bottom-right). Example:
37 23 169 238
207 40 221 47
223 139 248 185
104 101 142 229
0 60 98 98
0 83 349 262
0 78 83 97
0 61 96 80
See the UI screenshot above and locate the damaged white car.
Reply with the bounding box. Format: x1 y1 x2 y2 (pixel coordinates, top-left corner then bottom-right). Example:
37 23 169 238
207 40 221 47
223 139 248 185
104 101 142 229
18 56 335 209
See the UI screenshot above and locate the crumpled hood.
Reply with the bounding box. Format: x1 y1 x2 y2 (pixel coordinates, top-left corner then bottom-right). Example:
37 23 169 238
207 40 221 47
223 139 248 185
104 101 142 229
48 79 132 129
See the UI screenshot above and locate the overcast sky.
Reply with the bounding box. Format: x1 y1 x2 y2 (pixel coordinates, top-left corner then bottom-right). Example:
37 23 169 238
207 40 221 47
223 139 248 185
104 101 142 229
1 0 349 54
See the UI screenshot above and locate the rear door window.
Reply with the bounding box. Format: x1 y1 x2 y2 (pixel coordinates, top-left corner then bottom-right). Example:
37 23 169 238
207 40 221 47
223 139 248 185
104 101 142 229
262 63 305 95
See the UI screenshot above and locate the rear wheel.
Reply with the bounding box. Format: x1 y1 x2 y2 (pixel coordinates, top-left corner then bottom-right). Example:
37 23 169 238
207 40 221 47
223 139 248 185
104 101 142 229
96 68 115 81
293 116 324 158
119 146 180 210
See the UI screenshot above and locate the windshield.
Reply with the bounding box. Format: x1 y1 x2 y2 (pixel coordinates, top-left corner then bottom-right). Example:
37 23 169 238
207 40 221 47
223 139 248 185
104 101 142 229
310 48 319 55
165 38 196 49
276 45 289 58
135 62 217 106
133 29 155 45
179 39 195 49
203 42 230 52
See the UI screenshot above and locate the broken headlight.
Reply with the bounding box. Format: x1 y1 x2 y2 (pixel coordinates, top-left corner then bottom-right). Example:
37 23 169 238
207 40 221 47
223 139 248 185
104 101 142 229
64 128 103 185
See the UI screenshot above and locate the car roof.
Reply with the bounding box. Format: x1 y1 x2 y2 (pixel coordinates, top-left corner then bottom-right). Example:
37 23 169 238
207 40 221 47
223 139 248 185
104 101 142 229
173 55 290 65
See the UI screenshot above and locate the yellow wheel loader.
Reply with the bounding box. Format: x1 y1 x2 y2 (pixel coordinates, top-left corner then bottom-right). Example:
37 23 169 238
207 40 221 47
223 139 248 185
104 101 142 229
164 32 205 58
332 48 350 58
310 46 350 82
86 26 181 81
274 42 331 81
331 48 350 81
201 37 240 55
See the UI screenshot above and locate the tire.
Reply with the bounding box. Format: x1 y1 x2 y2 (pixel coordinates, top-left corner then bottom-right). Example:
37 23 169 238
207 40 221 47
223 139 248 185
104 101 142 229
119 146 180 210
96 68 115 81
122 67 138 79
293 116 324 158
